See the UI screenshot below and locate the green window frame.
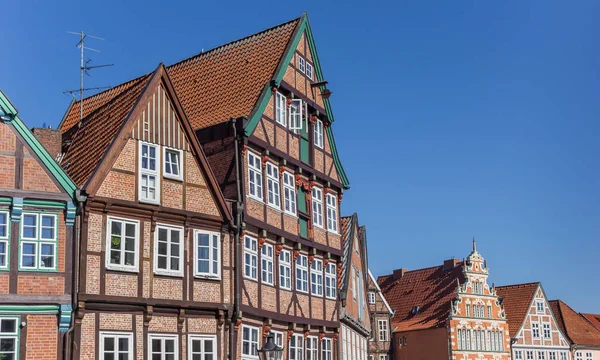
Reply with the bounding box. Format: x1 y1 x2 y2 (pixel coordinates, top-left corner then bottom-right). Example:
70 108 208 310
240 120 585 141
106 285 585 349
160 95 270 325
19 212 58 272
0 211 9 270
0 316 20 359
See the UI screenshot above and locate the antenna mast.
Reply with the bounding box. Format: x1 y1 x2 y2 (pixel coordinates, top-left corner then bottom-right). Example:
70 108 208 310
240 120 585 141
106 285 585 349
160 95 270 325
64 31 114 124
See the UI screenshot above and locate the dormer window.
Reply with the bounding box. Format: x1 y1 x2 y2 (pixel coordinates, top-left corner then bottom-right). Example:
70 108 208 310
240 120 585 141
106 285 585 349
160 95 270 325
289 99 302 134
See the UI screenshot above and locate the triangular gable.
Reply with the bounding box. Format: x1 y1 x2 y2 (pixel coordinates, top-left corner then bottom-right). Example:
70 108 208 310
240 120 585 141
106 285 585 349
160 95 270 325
0 90 77 199
245 13 350 188
368 269 394 315
340 213 369 301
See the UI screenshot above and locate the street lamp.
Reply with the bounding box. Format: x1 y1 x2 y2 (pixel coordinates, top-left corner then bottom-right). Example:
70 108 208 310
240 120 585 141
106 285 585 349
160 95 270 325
257 332 284 360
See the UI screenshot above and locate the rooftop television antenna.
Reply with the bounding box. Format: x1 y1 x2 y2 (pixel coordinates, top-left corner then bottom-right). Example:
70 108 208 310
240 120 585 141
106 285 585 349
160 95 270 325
63 31 114 124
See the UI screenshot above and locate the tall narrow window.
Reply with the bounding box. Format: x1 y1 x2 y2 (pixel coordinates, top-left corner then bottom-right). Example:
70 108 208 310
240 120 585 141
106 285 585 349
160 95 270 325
306 63 313 80
314 119 323 148
241 326 259 360
289 99 303 134
296 254 308 293
539 352 546 360
266 163 281 209
368 291 376 304
289 334 304 360
275 92 287 126
248 152 263 201
244 236 258 281
488 305 492 318
279 250 292 290
139 142 160 203
188 335 216 360
312 187 323 228
283 172 297 216
20 213 58 271
0 317 18 359
106 217 139 272
532 323 540 339
298 57 306 73
194 230 220 279
154 225 183 276
378 320 389 341
326 193 338 232
149 334 178 360
306 336 318 360
0 212 8 269
163 148 183 181
261 243 274 286
543 323 551 339
549 353 557 360
515 351 523 360
466 303 470 317
100 332 133 360
321 338 332 360
536 300 545 313
325 262 337 299
310 259 323 296
273 331 284 348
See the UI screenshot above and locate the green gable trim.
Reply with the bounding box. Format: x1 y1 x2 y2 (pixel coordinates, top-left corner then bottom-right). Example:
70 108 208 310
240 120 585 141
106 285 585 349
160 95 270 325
0 90 78 199
244 14 350 188
0 305 59 313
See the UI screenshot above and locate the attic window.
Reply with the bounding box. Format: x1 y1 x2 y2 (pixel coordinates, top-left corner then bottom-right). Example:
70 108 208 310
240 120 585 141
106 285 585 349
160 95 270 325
298 56 305 73
411 306 420 315
306 63 313 80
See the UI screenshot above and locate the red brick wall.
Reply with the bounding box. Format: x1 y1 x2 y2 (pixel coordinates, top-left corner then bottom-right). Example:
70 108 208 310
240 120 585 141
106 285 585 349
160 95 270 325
25 314 58 360
394 328 448 360
17 276 64 295
22 156 60 192
31 127 62 160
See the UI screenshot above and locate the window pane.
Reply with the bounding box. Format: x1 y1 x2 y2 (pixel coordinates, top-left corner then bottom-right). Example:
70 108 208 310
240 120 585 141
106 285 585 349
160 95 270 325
124 252 135 266
0 320 16 334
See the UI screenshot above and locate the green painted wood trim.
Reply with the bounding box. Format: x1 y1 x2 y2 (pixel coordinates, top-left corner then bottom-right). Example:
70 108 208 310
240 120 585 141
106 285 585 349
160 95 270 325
22 200 66 208
0 305 59 313
0 90 78 198
0 198 11 205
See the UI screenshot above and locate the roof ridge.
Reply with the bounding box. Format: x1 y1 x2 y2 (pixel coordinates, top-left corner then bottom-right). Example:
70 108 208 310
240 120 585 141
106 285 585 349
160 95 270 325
380 264 447 279
496 282 540 289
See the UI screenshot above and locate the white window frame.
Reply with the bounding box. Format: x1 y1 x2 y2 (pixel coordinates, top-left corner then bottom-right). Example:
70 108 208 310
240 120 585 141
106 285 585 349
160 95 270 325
241 325 260 360
549 352 557 360
585 353 592 360
279 250 292 290
244 235 258 281
310 258 323 296
99 331 134 360
378 319 389 341
321 337 332 360
275 91 287 126
325 193 338 233
368 291 376 304
163 147 183 181
306 335 318 360
261 243 274 286
0 317 19 359
298 56 306 73
379 356 389 360
139 141 161 204
312 187 323 228
247 152 263 201
105 216 139 272
559 352 567 360
283 172 297 216
148 333 178 360
314 119 323 148
289 99 303 134
193 230 221 279
0 211 8 269
20 212 58 271
188 335 217 360
515 350 523 360
543 322 551 339
532 322 540 339
536 300 545 313
325 262 337 300
289 333 304 360
272 331 284 348
306 62 313 80
296 254 308 293
266 162 281 209
528 351 536 360
154 224 184 277
539 351 546 360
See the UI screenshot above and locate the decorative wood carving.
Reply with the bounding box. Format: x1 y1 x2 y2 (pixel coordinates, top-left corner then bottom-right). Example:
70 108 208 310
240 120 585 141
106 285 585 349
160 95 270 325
287 330 294 342
177 309 185 330
263 324 272 338
258 237 266 249
323 258 330 267
234 318 243 332
333 333 339 343
144 305 153 327
275 244 284 257
293 250 300 262
241 145 248 157
308 254 314 266
319 333 325 341
261 155 269 167
239 230 246 241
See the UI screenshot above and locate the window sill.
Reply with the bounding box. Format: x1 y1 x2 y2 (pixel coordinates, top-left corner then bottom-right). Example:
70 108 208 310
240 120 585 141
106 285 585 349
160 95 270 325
194 274 221 281
325 296 336 301
139 198 161 206
163 174 183 182
284 212 298 219
106 266 139 274
266 204 282 212
313 224 325 231
18 268 58 273
327 229 340 236
154 271 184 278
247 196 264 204
297 289 309 295
243 276 258 283
262 281 275 287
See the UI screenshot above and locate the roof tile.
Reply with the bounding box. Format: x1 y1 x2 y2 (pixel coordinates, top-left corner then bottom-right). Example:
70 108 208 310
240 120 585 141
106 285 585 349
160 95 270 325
496 282 539 338
549 299 600 346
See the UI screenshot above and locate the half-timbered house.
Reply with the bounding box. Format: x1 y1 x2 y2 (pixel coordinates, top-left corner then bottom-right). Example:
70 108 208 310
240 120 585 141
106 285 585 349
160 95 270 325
496 282 571 360
0 90 79 359
367 270 393 360
58 65 233 360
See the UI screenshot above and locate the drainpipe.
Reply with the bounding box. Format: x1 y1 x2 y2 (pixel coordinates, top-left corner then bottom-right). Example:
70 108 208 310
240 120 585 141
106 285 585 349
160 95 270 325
229 117 244 360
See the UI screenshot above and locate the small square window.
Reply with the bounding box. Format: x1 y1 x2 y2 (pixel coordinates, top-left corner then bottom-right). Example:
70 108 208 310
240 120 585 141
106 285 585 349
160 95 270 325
164 148 183 181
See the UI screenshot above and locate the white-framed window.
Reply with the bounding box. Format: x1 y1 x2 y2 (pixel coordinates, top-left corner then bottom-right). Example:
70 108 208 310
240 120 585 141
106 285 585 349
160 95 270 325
306 336 318 360
247 152 263 201
279 250 292 290
549 353 557 360
244 236 258 280
325 193 337 232
106 217 139 272
139 141 160 204
325 262 337 299
488 305 492 318
539 352 546 360
19 212 58 271
261 243 274 286
560 352 568 360
312 187 323 228
283 172 297 216
298 56 305 73
289 334 304 360
543 323 551 338
586 353 593 360
342 325 348 360
378 319 389 341
0 317 18 359
515 350 523 360
536 300 545 313
275 92 287 126
310 258 323 296
465 303 470 317
379 356 389 360
100 332 133 360
314 119 323 148
296 254 308 293
321 337 332 360
532 322 540 339
188 335 216 360
163 147 183 181
266 163 281 209
149 334 178 360
272 331 284 348
368 291 376 304
352 268 357 299
527 351 535 360
473 281 483 294
154 224 183 276
576 353 583 360
289 99 302 134
306 62 313 80
0 212 8 269
241 325 259 359
194 230 221 279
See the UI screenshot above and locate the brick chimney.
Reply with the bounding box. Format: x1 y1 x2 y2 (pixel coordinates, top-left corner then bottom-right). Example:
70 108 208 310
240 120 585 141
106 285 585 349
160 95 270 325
393 268 407 280
443 258 461 271
32 127 62 160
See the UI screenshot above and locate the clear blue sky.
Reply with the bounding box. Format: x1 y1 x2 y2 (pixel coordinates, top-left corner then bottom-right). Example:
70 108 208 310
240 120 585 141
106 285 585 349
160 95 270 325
2 1 599 311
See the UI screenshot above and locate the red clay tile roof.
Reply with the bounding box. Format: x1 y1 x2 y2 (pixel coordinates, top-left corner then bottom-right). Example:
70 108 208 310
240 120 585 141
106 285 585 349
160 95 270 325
61 17 300 134
582 313 600 331
496 282 540 338
378 263 464 332
549 300 600 347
